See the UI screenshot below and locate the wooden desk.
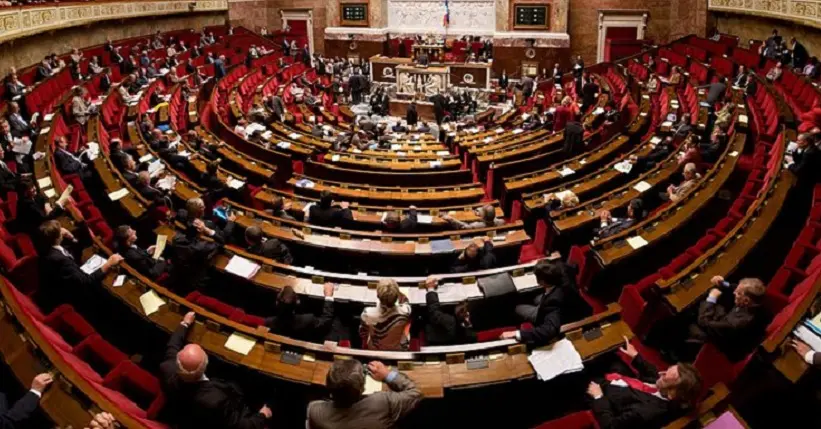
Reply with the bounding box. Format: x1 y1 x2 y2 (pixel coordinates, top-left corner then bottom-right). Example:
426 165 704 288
288 174 485 205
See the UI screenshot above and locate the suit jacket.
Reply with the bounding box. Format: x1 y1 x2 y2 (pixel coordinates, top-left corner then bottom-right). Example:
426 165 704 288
793 42 809 67
518 286 565 346
159 325 266 429
122 245 168 280
54 149 84 175
309 205 353 228
265 300 334 341
4 81 24 101
215 59 227 79
406 108 418 126
306 371 422 429
41 247 106 294
0 163 17 195
706 82 727 104
0 391 40 429
424 291 476 346
790 144 821 183
451 241 496 273
247 238 293 264
592 355 689 429
7 113 29 138
100 74 112 92
15 195 62 234
35 65 50 83
595 218 636 239
693 290 767 361
582 83 599 107
563 121 584 155
168 232 219 293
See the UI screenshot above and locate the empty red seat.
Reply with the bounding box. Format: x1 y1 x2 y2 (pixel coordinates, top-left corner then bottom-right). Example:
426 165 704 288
73 333 129 378
102 361 166 419
44 304 96 346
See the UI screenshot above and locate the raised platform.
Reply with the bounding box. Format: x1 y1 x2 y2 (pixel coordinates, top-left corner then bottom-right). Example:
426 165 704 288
370 55 491 90
389 99 437 122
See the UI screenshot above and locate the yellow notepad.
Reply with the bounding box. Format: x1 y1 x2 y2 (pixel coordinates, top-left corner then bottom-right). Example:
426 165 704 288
224 333 256 355
139 290 165 316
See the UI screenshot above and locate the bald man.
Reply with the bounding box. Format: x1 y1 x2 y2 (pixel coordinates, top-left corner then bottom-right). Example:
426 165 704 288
159 312 271 429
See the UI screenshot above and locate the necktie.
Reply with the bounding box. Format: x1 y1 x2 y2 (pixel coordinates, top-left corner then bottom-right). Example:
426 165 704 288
605 373 659 395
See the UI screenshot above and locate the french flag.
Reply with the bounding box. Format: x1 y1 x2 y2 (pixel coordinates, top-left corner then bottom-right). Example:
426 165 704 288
443 0 450 27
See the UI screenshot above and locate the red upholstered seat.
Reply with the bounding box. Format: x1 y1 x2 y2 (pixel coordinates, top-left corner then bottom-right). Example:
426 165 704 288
73 334 129 378
44 304 96 346
102 361 166 419
519 219 547 263
533 411 599 429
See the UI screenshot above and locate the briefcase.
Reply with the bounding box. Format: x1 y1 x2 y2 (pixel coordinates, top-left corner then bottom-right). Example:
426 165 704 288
478 273 516 298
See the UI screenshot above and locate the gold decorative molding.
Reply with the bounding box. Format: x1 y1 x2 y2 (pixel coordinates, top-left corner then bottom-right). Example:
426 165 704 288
0 1 228 43
709 0 821 30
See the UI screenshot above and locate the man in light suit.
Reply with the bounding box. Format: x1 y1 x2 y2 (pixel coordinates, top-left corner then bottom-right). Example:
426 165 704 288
306 359 422 429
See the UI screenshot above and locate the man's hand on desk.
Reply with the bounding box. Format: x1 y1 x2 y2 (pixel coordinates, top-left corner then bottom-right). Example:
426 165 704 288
710 275 725 286
424 276 438 290
499 331 518 340
102 254 124 272
586 382 603 400
182 311 196 327
791 339 812 358
708 289 722 300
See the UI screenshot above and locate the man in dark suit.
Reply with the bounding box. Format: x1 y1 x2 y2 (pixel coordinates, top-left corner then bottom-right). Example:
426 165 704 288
3 74 25 102
159 312 272 429
114 225 169 280
382 207 418 233
0 373 53 429
245 225 293 264
587 338 703 429
0 147 18 197
99 68 112 93
581 76 600 113
265 285 335 341
423 277 476 346
563 119 585 156
431 91 447 125
673 114 692 140
686 276 768 361
701 77 727 105
53 136 91 180
308 190 353 228
38 220 123 309
214 55 227 80
135 171 165 202
521 75 535 99
502 260 579 345
790 37 809 69
789 132 821 184
15 179 63 234
451 239 496 273
34 57 52 83
405 102 419 126
6 103 30 139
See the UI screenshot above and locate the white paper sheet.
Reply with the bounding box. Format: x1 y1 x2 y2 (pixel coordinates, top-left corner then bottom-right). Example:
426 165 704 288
224 255 261 279
627 236 649 249
528 339 585 381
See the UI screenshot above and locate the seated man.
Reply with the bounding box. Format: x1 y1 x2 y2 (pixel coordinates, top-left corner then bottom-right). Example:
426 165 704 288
307 360 422 429
442 205 504 229
424 277 476 346
663 163 700 202
686 276 768 361
382 207 418 233
307 190 353 228
0 146 18 197
265 284 335 341
586 338 703 429
159 312 272 428
53 135 92 180
450 238 496 273
244 225 293 265
501 260 581 346
15 179 65 234
595 199 645 240
39 220 122 309
266 196 295 221
114 225 170 281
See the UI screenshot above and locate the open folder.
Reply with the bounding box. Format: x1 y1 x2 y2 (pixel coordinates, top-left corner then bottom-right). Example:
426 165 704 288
153 235 167 259
225 255 261 279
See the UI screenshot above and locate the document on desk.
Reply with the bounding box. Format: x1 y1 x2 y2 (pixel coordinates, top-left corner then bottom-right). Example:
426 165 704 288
528 339 584 381
108 188 130 201
436 283 467 303
80 254 107 274
364 374 384 395
614 161 633 174
627 236 649 249
37 177 52 189
633 181 652 193
43 188 57 198
334 286 365 302
227 177 245 190
224 332 256 356
408 287 428 305
429 239 455 254
139 154 154 163
224 255 261 279
153 235 167 259
512 273 539 291
559 167 576 177
139 290 166 316
417 214 434 224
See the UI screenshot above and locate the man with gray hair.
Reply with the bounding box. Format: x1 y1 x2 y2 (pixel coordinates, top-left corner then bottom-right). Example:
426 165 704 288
159 312 272 428
307 359 422 429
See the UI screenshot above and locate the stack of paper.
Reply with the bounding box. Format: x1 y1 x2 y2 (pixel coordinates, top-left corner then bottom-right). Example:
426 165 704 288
277 141 291 149
108 188 130 201
614 161 633 174
429 160 443 168
633 181 652 193
417 215 434 224
512 273 538 291
225 255 261 279
364 374 384 395
227 178 245 190
528 339 584 381
559 167 576 177
436 151 450 156
627 236 649 249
